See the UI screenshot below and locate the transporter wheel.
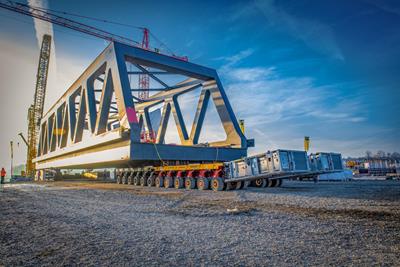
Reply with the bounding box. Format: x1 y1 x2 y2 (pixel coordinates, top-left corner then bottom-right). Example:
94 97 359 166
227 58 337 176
139 176 147 186
271 179 279 187
266 178 274 187
253 178 267 188
122 172 129 184
155 177 164 188
116 174 122 184
276 179 282 187
185 177 196 190
164 177 173 188
211 178 225 191
242 180 250 189
226 182 236 191
197 178 209 190
174 177 184 189
235 181 243 190
133 175 140 186
147 176 155 187
128 173 135 185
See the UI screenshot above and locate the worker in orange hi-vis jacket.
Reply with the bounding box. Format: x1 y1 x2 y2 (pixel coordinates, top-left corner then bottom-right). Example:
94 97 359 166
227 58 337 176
1 167 6 184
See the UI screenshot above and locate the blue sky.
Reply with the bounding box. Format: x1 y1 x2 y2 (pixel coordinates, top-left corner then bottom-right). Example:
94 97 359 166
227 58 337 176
0 0 400 169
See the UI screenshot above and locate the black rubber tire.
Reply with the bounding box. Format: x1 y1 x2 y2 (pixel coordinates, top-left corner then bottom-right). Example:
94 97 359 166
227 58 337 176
133 175 140 186
270 179 278 187
164 177 173 188
128 172 135 185
147 176 155 187
211 178 225 191
197 178 209 190
226 182 236 191
155 176 164 188
140 175 147 186
266 178 274 187
116 175 122 184
235 181 243 190
174 177 184 189
242 180 250 189
276 179 282 187
122 173 129 184
185 177 196 190
253 178 267 188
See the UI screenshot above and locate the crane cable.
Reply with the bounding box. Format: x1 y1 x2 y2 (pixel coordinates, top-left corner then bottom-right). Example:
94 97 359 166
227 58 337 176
25 2 178 57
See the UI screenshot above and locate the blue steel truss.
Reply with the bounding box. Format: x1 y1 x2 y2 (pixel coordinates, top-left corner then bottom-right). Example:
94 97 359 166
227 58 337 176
34 42 248 169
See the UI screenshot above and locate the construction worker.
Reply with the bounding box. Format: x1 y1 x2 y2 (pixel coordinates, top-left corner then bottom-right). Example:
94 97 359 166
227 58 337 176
1 167 6 184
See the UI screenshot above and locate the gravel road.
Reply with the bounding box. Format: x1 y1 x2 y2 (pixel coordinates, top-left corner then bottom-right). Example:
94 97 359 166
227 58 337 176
0 180 399 266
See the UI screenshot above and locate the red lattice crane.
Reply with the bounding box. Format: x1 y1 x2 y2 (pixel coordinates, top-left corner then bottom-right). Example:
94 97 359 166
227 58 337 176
139 28 156 142
138 28 150 100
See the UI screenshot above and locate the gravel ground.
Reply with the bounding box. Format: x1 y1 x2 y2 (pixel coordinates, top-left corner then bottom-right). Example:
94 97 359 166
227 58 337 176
0 180 399 266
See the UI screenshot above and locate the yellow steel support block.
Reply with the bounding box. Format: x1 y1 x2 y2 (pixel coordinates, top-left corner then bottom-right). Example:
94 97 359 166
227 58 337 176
155 163 223 172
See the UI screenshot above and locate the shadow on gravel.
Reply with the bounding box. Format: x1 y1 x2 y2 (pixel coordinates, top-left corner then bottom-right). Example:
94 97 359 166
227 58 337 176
166 198 399 222
248 181 400 201
263 204 400 222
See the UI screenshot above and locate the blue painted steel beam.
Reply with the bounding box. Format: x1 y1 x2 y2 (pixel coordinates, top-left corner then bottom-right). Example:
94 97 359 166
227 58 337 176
34 41 248 170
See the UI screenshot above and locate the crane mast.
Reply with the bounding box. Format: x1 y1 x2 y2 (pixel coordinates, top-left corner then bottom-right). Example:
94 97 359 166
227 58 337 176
138 28 156 142
138 28 150 100
26 34 51 177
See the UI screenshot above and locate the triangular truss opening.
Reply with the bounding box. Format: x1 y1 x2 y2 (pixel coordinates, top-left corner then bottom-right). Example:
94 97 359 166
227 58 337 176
95 69 120 134
125 57 195 102
93 73 105 114
163 107 181 144
108 90 120 131
176 86 202 135
198 94 227 144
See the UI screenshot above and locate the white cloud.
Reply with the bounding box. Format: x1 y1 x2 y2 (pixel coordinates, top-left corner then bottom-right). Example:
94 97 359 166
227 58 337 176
213 49 373 156
215 48 254 67
226 73 367 126
28 0 60 101
363 0 400 17
217 50 365 127
232 0 344 61
226 67 275 82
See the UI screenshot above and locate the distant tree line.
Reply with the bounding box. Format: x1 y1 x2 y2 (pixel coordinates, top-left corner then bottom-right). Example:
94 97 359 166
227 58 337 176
364 151 400 159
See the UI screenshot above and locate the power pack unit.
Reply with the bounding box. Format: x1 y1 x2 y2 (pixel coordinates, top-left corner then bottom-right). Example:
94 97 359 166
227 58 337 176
309 152 343 171
225 149 310 179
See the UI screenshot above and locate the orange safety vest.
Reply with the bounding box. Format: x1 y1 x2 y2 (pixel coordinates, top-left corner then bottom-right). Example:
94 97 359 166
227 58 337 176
1 169 6 177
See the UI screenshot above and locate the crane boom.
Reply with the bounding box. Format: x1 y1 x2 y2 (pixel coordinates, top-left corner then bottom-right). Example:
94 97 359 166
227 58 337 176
0 1 139 47
18 132 29 147
25 35 52 177
0 0 188 61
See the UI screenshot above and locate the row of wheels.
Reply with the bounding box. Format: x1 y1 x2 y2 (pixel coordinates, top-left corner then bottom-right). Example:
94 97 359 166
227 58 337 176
250 178 282 188
116 171 252 191
117 171 282 191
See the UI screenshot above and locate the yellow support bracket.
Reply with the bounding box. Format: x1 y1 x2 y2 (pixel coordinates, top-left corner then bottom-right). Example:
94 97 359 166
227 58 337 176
154 163 223 172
